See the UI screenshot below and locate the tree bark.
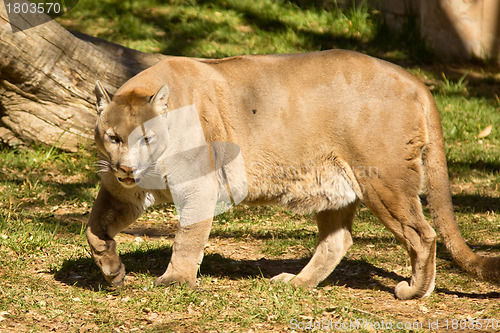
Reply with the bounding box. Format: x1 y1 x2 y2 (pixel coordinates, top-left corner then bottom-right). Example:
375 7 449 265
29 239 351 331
0 0 165 151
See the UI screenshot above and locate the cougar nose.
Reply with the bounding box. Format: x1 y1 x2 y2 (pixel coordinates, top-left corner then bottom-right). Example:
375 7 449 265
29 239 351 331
119 165 134 174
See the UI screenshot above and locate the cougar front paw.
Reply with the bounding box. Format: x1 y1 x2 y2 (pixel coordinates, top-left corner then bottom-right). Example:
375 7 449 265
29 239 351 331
100 260 126 287
270 272 296 284
270 273 316 288
154 274 196 288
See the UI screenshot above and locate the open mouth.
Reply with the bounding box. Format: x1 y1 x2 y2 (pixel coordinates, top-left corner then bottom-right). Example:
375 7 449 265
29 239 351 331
118 177 137 186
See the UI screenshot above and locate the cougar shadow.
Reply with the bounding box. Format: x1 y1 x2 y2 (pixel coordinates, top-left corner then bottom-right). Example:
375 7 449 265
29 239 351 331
53 242 499 299
53 246 397 294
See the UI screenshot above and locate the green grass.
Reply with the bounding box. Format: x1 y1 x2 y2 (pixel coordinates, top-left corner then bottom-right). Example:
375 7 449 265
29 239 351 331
0 0 499 332
58 0 424 60
433 74 500 195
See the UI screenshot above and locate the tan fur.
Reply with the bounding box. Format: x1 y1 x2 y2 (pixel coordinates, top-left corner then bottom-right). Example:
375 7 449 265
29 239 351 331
88 49 499 299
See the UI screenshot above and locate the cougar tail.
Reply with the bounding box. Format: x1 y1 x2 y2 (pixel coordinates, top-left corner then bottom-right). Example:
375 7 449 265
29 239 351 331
423 98 499 284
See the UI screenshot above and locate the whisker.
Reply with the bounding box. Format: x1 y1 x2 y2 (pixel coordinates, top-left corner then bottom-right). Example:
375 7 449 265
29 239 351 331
95 160 112 174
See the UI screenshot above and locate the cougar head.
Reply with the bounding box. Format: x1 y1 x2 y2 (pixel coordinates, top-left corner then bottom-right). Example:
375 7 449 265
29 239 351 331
94 81 170 189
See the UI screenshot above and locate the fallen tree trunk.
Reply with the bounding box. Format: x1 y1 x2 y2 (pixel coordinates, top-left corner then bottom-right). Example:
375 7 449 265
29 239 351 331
0 1 165 151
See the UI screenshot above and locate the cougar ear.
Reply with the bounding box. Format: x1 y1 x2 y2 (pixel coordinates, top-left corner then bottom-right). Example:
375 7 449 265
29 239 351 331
95 81 112 115
149 84 170 112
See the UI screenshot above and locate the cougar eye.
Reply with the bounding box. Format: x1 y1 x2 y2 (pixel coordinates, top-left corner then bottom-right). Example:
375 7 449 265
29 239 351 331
141 135 154 145
108 134 122 144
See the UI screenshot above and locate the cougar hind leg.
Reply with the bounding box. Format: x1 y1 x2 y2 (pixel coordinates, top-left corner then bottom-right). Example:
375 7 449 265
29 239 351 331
362 179 437 300
271 202 357 287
